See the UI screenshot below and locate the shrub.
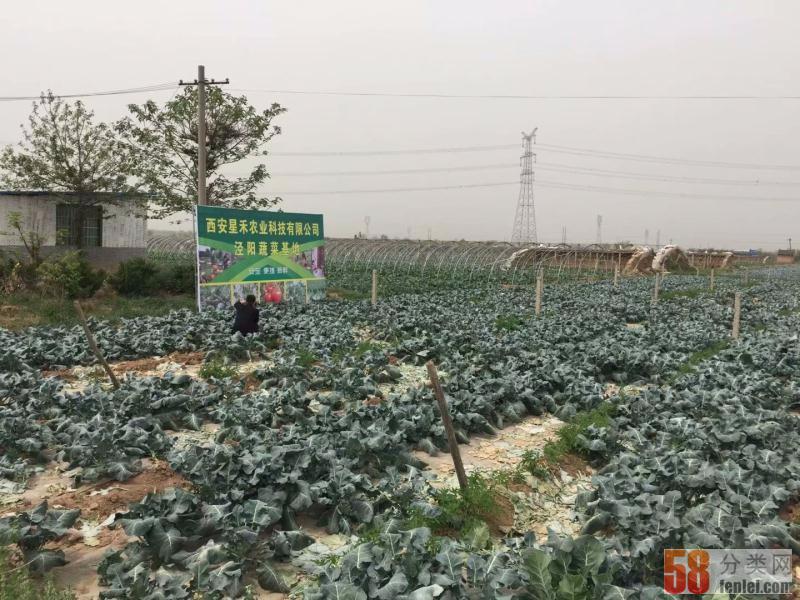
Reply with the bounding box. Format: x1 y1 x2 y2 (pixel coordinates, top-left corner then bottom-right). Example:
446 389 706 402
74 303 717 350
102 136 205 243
36 251 105 299
111 259 196 296
154 262 196 295
0 252 38 293
109 258 158 296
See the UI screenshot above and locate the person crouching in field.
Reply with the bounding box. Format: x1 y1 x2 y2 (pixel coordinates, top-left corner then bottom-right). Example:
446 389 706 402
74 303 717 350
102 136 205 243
232 294 259 335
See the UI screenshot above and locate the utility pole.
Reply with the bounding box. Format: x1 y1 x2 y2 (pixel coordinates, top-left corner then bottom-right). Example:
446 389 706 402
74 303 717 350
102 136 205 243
789 237 793 251
179 65 229 205
561 225 567 244
644 229 650 246
364 216 371 239
596 215 602 244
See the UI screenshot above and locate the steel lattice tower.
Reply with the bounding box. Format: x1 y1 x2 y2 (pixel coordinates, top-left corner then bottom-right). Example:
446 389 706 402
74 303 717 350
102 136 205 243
511 129 538 244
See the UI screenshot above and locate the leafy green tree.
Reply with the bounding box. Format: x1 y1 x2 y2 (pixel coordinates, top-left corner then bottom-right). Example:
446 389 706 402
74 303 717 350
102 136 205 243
0 93 141 247
119 87 285 217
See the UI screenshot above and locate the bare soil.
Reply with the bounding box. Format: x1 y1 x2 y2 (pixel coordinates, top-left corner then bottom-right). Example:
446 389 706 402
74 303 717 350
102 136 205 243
484 491 516 536
41 351 206 382
779 497 800 523
18 460 191 599
554 453 591 477
19 460 190 519
110 350 205 375
50 527 131 599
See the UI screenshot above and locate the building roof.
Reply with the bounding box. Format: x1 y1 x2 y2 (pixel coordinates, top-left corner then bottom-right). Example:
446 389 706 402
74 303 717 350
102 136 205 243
0 190 143 198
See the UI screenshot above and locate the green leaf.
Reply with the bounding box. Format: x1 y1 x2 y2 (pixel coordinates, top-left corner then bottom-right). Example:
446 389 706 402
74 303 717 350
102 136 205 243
146 522 187 562
406 585 445 600
26 549 67 574
42 507 81 536
241 499 281 529
570 535 605 574
463 521 491 550
377 571 408 599
523 548 554 600
556 573 589 600
318 583 368 600
600 585 635 600
257 561 290 593
350 498 374 523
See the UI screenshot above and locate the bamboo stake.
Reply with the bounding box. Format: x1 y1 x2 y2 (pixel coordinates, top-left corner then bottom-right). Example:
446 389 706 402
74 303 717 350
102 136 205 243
535 269 543 316
652 273 661 304
371 269 377 307
613 265 619 287
732 292 741 339
73 301 120 389
426 360 468 491
709 269 715 291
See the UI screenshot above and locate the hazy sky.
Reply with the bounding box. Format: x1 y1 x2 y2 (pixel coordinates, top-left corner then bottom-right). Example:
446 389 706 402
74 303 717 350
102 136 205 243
2 1 798 249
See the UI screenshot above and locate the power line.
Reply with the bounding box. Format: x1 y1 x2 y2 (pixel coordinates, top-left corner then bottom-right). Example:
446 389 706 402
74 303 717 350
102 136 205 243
277 163 516 176
0 82 177 102
273 160 800 186
270 178 800 202
536 142 800 171
270 141 800 170
232 87 800 101
534 179 800 203
273 181 518 194
270 144 518 157
535 162 800 186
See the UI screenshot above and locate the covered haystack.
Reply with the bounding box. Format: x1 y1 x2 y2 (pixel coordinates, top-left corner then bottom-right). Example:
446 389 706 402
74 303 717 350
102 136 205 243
652 245 692 273
623 247 656 275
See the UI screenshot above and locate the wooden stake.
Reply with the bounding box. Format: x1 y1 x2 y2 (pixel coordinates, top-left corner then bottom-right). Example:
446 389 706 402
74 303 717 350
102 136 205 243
535 269 543 316
709 269 715 291
73 301 120 389
425 360 468 491
652 273 661 304
732 292 741 339
371 269 377 307
613 265 619 287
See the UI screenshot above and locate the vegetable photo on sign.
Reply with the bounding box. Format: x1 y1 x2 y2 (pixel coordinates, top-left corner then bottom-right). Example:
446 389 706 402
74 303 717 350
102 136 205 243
194 205 325 310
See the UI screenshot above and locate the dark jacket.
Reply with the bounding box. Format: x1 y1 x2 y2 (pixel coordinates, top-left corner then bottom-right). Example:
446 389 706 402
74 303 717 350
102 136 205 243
232 301 259 335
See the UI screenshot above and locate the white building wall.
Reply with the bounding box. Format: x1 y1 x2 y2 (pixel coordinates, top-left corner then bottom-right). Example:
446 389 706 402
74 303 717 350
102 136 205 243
0 196 57 245
0 194 146 248
102 203 146 248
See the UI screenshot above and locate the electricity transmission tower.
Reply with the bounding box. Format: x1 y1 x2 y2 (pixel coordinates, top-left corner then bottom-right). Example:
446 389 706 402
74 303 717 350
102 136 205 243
511 129 538 245
644 229 650 246
596 215 603 244
561 226 567 244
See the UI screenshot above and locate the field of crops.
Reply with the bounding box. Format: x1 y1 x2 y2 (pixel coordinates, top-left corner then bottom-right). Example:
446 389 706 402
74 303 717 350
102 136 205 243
1 270 798 599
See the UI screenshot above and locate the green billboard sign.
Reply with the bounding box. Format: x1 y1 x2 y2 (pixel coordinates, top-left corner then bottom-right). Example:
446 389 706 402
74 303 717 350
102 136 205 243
195 205 325 310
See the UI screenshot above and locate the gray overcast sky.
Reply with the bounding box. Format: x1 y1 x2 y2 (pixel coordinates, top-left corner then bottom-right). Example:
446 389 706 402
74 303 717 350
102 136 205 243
2 0 798 249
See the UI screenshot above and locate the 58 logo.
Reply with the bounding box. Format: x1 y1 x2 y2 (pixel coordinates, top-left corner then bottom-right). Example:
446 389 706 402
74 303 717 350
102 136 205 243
664 549 710 594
